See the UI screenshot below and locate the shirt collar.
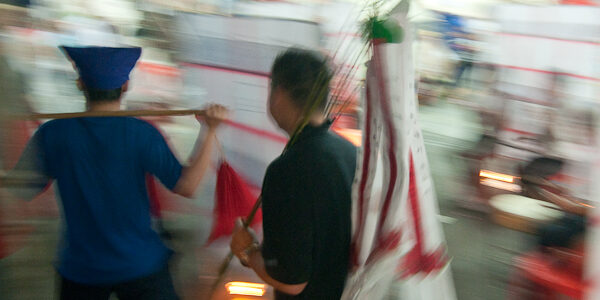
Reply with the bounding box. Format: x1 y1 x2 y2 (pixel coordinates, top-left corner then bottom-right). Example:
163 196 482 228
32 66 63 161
293 119 332 144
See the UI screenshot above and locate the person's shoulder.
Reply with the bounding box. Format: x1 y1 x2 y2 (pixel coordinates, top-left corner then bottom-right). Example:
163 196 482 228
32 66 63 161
324 131 357 153
266 155 285 175
265 154 300 182
38 118 73 133
124 118 164 135
125 117 155 127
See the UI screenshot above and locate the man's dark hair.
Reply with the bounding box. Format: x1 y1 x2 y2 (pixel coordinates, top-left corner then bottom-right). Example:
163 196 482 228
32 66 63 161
84 87 123 102
270 48 332 111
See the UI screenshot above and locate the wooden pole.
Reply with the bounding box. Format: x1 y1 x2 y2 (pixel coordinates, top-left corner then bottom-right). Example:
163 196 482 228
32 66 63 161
0 109 205 185
210 196 263 295
14 109 205 120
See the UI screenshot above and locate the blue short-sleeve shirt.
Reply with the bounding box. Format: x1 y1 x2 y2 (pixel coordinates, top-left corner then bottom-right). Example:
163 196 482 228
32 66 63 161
15 117 183 285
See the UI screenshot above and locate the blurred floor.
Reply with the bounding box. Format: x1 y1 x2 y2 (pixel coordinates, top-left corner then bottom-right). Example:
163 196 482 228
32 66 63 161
421 100 537 300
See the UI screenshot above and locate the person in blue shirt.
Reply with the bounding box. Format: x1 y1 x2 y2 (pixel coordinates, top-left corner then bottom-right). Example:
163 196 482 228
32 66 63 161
8 46 227 299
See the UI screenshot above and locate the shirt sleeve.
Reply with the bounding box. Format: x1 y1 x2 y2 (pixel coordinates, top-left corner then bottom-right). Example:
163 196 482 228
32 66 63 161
141 126 183 191
261 162 313 285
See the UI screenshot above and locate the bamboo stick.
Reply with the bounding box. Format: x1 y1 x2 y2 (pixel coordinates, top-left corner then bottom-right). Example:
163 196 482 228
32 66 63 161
16 109 205 120
210 196 263 295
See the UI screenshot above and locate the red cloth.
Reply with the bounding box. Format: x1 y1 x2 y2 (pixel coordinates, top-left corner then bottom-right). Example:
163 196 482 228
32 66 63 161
206 161 261 245
516 251 584 299
142 119 184 217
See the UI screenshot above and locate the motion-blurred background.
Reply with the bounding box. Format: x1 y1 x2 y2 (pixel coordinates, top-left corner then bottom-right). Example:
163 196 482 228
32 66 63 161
1 0 599 299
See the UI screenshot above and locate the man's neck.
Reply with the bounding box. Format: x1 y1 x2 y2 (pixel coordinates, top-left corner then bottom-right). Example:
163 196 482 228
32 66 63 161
286 113 327 136
87 100 121 112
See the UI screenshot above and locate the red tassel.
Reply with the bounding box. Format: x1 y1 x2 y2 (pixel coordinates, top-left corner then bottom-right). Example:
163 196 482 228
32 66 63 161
206 161 261 245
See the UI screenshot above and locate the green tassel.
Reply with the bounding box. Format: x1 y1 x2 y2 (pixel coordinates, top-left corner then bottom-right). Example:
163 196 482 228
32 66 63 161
363 16 404 44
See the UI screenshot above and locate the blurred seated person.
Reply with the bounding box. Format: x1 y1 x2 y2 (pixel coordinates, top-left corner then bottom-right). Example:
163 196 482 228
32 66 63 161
520 157 588 252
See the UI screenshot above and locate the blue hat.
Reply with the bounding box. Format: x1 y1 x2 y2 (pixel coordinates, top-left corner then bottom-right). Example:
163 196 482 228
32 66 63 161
60 46 142 90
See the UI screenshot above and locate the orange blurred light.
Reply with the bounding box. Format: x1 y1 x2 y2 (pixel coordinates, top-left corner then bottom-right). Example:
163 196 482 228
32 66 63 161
479 170 515 183
577 202 595 208
225 281 267 297
480 179 522 193
333 128 362 146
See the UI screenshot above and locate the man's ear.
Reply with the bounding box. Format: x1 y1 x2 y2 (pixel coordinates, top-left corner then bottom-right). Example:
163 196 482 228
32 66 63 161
122 81 129 93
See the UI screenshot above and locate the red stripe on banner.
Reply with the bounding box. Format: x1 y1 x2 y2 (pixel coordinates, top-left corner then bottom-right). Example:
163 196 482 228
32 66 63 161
366 41 401 263
137 62 181 77
180 62 270 78
497 32 600 46
496 65 600 82
350 77 374 268
224 120 288 144
408 153 424 262
399 152 448 277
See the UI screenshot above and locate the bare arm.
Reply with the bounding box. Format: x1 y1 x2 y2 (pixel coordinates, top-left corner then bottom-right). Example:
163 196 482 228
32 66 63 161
231 219 308 296
2 130 51 201
247 248 308 296
534 186 588 216
172 105 227 198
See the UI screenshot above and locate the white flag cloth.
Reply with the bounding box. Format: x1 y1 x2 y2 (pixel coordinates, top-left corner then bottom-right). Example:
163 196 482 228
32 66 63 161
342 4 456 300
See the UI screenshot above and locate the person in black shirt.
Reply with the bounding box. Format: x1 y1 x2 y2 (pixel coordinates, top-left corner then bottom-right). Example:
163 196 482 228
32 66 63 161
230 48 357 299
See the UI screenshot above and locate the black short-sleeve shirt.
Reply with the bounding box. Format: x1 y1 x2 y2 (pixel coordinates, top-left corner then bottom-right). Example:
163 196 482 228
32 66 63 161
261 121 357 299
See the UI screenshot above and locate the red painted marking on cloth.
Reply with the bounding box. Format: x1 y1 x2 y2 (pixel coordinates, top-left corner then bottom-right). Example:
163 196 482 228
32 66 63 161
224 120 288 144
497 32 600 46
367 41 401 262
180 62 270 78
399 153 448 277
365 230 403 265
400 246 447 278
495 65 600 82
350 77 373 267
408 153 424 260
